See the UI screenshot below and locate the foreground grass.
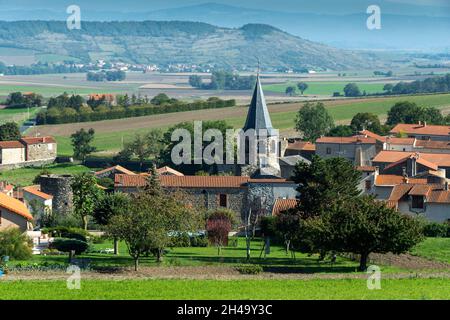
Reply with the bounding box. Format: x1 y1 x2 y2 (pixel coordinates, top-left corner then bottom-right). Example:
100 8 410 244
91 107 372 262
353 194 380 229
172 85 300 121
0 163 94 186
1 278 449 300
411 238 450 264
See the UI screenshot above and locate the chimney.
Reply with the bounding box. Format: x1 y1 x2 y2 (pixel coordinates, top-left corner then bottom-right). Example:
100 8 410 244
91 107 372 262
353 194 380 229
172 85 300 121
403 176 409 184
423 121 427 127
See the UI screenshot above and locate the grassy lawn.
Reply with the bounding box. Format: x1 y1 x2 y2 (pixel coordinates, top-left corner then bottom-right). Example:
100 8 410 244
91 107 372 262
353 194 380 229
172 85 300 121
410 238 450 264
1 278 449 300
0 163 95 186
0 106 40 125
264 81 388 96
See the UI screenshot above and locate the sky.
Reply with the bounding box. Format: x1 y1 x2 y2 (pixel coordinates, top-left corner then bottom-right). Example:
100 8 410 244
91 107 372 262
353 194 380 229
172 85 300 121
0 0 449 16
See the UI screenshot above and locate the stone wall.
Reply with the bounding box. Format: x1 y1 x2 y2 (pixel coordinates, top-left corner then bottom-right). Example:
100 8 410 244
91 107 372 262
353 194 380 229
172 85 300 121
26 143 57 161
40 175 73 215
0 159 55 171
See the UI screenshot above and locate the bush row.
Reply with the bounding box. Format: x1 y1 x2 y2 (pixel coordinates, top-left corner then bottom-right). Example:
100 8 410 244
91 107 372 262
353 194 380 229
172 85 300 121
423 222 450 238
36 99 236 125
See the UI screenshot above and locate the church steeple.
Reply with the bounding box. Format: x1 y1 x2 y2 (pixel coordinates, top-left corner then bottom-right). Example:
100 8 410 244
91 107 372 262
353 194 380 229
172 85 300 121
242 74 275 135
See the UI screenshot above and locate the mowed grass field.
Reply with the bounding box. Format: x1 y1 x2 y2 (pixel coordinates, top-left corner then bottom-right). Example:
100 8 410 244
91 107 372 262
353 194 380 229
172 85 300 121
39 93 450 156
264 81 388 96
0 163 94 186
0 106 40 124
411 238 450 264
1 278 449 300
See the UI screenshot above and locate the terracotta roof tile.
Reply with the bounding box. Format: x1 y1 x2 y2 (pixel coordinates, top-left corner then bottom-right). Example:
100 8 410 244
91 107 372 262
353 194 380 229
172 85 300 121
409 185 432 196
375 175 427 186
20 136 56 145
316 136 376 144
0 141 24 149
386 137 415 145
359 130 386 142
156 166 184 176
390 123 450 136
356 166 377 172
272 198 298 216
0 192 33 220
373 151 450 167
23 185 53 200
414 140 450 150
286 141 316 151
95 165 135 176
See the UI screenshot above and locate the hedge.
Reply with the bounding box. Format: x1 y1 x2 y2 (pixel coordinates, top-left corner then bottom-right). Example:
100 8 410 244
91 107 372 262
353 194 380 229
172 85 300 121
36 99 236 125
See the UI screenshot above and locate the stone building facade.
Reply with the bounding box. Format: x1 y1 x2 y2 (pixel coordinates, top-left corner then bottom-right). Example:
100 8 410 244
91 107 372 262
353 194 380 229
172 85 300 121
20 137 57 161
40 174 73 215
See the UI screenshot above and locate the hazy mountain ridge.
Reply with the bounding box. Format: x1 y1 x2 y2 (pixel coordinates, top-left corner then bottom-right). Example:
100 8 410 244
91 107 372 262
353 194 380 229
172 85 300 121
0 20 383 70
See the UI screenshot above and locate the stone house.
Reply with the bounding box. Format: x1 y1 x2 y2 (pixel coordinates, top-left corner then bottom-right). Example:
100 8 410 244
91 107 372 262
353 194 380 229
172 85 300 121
315 136 379 166
114 174 298 223
0 192 33 232
20 137 57 161
283 140 316 160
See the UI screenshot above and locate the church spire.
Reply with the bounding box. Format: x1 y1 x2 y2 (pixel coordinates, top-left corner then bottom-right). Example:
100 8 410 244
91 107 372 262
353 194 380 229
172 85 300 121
242 73 275 135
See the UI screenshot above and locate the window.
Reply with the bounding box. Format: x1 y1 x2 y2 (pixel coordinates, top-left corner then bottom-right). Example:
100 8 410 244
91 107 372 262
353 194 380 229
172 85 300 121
219 194 227 207
326 147 331 155
411 196 424 209
365 180 371 191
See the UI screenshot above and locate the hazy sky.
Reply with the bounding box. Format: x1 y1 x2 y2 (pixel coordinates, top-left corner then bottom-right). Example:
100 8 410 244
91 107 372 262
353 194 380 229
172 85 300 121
1 0 449 15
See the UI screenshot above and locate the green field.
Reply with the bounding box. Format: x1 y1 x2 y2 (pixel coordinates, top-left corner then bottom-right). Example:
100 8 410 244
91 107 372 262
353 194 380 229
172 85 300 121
411 238 450 264
264 81 388 96
0 163 94 186
1 278 449 300
0 106 40 125
52 93 450 156
0 85 132 97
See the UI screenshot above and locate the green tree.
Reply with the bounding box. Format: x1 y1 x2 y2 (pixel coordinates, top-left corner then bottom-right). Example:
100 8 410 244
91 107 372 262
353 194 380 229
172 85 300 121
189 75 203 88
350 112 383 134
71 128 96 162
297 82 308 95
93 192 131 254
328 125 354 137
386 101 423 126
107 177 202 270
311 196 424 270
0 122 21 141
295 102 334 142
0 228 32 260
71 173 104 230
285 86 296 96
343 83 361 97
383 83 394 93
151 93 171 105
119 129 164 170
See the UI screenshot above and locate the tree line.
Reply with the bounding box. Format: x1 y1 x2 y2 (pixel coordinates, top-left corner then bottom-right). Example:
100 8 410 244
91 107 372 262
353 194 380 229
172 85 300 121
189 71 256 90
295 100 450 141
36 93 236 125
87 70 126 82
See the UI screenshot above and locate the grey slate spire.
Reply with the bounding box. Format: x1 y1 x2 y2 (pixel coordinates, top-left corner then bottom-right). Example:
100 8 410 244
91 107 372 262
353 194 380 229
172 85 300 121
243 74 275 135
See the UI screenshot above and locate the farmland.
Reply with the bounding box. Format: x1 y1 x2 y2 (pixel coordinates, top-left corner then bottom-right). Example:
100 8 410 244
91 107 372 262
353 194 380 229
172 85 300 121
27 93 450 156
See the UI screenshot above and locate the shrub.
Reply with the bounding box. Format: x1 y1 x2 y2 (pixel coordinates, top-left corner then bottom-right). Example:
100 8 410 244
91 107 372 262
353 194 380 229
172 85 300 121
423 223 449 238
0 228 33 260
50 238 89 255
42 227 88 242
190 235 208 247
235 264 263 275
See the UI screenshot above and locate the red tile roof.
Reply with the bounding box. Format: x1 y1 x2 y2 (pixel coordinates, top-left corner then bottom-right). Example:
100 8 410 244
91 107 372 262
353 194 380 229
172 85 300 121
359 130 386 142
286 141 316 151
0 141 24 149
375 175 427 186
356 166 377 172
386 137 415 145
95 165 135 176
0 192 33 220
272 198 298 216
373 151 450 167
156 166 184 176
115 175 291 189
390 123 450 136
316 136 376 144
20 136 56 145
414 139 450 150
409 185 432 196
23 185 53 200
388 183 450 204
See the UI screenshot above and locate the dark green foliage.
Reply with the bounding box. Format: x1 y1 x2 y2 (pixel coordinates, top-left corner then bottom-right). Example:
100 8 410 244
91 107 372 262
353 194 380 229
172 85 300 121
328 125 354 137
350 112 384 134
295 102 334 142
260 216 278 238
343 83 361 97
297 82 308 95
190 71 256 90
386 102 445 126
150 93 173 105
87 70 126 82
423 223 449 238
71 128 96 161
6 92 42 108
285 86 296 96
42 226 88 242
36 95 235 125
0 122 21 141
50 238 89 255
391 74 450 95
93 192 131 226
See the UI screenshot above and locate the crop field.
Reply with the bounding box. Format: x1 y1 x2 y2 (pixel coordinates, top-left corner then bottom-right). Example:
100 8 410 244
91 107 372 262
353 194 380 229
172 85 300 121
0 106 40 125
1 278 449 300
28 93 450 156
263 81 389 96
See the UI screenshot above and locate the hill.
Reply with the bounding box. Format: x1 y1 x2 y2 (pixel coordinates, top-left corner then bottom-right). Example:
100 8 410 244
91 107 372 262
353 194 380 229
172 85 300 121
0 21 381 70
